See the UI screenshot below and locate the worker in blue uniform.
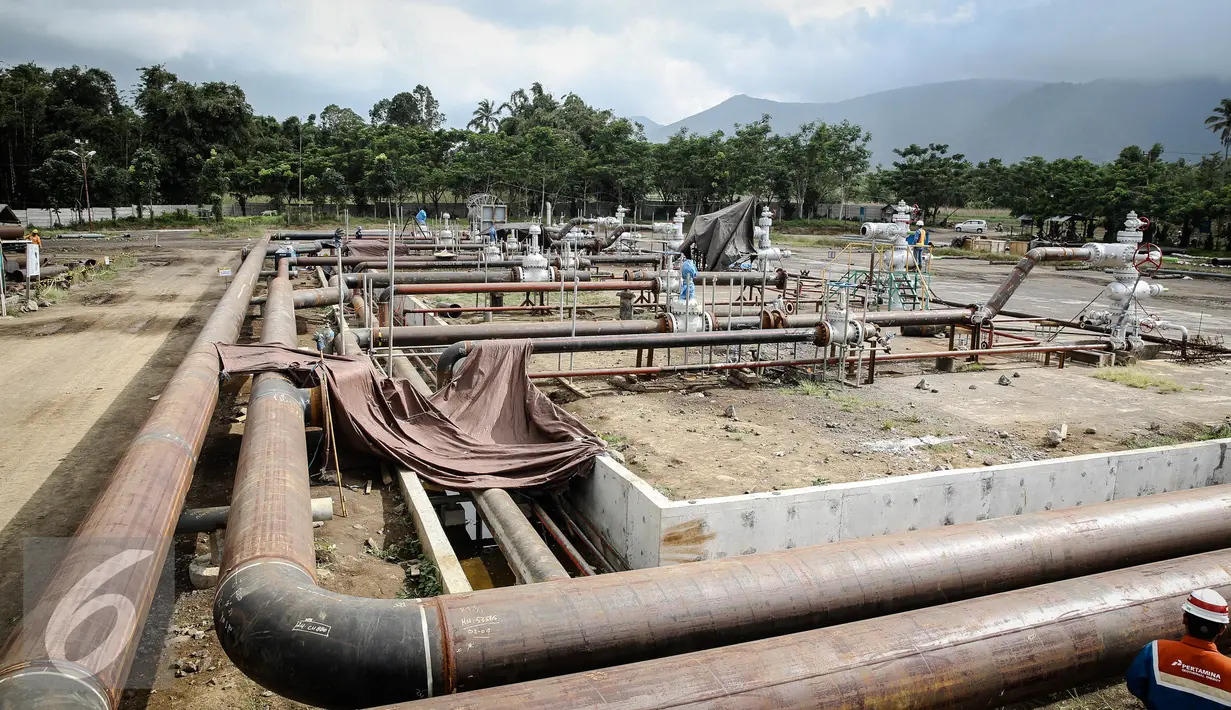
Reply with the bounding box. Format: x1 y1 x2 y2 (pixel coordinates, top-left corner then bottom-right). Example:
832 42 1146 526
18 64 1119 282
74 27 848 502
1126 588 1231 708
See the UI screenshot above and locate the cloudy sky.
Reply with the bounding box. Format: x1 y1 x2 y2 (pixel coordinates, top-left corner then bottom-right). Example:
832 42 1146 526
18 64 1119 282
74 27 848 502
3 0 1228 126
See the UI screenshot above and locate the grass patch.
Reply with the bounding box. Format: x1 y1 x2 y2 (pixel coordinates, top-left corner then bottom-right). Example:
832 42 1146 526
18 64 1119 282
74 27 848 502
599 432 629 450
796 381 876 412
881 419 897 431
956 362 988 373
773 234 852 249
654 484 678 500
35 285 66 303
810 477 831 486
1093 367 1183 393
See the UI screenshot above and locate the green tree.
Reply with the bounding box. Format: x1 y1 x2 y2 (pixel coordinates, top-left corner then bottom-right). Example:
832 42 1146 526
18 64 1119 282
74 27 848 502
370 86 444 129
90 164 130 220
878 143 971 224
197 149 229 221
468 99 501 133
129 148 161 219
1206 99 1231 160
31 150 81 224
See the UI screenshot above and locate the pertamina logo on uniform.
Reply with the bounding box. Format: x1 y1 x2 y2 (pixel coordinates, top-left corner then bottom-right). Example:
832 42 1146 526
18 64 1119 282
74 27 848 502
1171 658 1223 683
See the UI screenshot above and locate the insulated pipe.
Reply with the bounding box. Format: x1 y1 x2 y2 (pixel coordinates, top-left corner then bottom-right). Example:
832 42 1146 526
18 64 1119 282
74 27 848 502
211 481 1231 709
390 548 1231 710
587 254 660 265
472 490 570 584
250 285 351 308
176 498 333 535
356 319 665 349
436 329 820 386
337 270 594 290
0 239 270 709
377 279 653 302
970 247 1092 324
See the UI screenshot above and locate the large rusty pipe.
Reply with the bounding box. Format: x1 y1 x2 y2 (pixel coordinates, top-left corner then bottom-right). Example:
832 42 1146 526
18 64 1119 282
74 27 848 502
355 319 665 348
472 491 570 584
525 341 1112 379
210 481 1231 708
389 548 1231 710
377 280 654 301
971 246 1093 324
0 239 270 709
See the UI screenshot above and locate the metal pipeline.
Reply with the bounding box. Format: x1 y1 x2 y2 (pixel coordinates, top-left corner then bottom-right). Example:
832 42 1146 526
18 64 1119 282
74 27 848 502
628 269 789 290
436 328 821 385
587 253 661 265
176 498 334 535
207 480 1231 708
390 547 1231 710
525 341 1112 380
0 239 270 709
472 491 570 584
971 247 1093 324
357 319 665 348
377 279 652 303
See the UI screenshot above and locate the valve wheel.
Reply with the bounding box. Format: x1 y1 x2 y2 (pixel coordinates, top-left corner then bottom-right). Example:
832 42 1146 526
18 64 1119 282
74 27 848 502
1132 243 1162 276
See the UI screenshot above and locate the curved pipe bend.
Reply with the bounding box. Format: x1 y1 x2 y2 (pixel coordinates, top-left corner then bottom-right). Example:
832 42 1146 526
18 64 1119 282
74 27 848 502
215 563 443 710
435 341 473 387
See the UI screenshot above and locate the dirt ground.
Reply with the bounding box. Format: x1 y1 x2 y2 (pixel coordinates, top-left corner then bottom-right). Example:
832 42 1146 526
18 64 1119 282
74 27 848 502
0 246 233 639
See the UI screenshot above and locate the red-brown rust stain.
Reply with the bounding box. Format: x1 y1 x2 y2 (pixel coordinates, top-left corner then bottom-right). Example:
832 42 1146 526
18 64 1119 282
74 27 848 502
661 519 717 564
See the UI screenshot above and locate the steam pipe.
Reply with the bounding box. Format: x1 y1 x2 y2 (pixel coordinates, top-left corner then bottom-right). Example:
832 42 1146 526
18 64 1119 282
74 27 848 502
175 498 334 535
0 239 270 709
435 329 821 386
389 548 1231 710
970 247 1092 324
358 319 665 349
376 279 653 303
472 491 570 584
208 481 1231 708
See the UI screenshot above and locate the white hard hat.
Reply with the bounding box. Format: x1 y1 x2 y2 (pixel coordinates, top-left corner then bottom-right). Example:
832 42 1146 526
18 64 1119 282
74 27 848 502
1183 589 1230 624
916 220 924 226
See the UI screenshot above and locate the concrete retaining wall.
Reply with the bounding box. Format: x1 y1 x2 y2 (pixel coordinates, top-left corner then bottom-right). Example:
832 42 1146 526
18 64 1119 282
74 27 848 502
570 439 1230 569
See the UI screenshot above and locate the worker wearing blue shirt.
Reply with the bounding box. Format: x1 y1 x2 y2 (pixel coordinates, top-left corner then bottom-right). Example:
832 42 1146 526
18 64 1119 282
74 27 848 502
1125 589 1231 708
679 258 698 301
906 220 929 267
416 208 427 225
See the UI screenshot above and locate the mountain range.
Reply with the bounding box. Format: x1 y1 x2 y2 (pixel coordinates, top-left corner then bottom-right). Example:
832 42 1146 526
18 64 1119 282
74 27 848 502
631 78 1231 166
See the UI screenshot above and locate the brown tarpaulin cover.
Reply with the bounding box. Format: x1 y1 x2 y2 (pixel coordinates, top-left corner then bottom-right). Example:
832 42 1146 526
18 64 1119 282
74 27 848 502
215 340 604 490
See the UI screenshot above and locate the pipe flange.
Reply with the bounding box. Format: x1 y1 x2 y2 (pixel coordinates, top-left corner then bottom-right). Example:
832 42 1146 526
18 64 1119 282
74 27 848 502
663 313 679 333
760 310 775 329
703 312 715 332
513 266 525 282
815 321 833 347
656 315 670 332
785 301 797 315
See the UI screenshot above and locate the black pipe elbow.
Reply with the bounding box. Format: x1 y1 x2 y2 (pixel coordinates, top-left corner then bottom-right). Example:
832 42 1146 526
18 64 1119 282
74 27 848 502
436 341 472 389
214 563 444 709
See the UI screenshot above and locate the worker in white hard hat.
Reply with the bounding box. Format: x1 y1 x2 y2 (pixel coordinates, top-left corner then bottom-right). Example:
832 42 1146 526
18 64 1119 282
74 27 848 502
905 220 929 268
1125 588 1231 708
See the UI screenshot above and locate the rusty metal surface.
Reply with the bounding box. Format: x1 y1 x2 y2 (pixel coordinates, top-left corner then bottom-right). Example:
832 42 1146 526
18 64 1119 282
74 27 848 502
389 548 1231 710
973 246 1093 324
359 319 664 348
384 280 651 297
0 239 270 708
472 490 569 584
411 483 1231 694
219 272 315 579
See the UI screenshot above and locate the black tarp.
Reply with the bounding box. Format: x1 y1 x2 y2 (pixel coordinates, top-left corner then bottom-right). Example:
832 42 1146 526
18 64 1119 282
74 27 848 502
678 198 758 270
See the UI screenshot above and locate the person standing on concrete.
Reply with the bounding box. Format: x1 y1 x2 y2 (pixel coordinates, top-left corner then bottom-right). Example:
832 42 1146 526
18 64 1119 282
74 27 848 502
1125 589 1231 708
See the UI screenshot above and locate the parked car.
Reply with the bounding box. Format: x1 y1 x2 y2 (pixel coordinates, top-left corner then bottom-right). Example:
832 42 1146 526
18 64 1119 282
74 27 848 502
954 219 987 233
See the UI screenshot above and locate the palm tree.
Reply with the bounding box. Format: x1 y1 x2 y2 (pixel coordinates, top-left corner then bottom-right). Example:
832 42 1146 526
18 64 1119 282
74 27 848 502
1206 98 1231 160
467 99 501 133
500 88 529 117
